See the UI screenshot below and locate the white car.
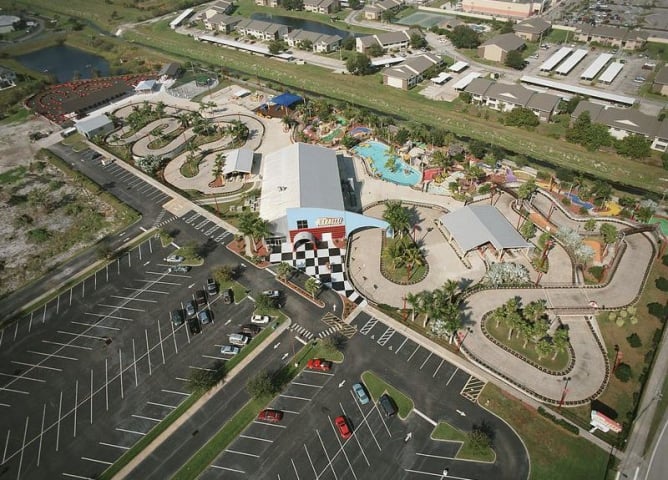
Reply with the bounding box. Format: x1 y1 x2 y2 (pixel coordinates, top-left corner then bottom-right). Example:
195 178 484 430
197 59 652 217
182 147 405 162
262 290 280 298
220 345 240 355
165 255 185 263
251 315 270 325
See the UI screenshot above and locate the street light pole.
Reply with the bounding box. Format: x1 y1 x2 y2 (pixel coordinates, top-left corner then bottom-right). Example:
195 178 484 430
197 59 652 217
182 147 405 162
558 376 572 410
612 344 621 374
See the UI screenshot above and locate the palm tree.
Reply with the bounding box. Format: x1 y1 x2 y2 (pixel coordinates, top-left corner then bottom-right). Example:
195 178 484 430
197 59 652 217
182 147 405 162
536 339 553 361
523 299 547 324
442 280 459 304
251 217 270 253
383 201 411 237
599 223 618 258
155 101 166 118
552 328 569 360
491 305 506 328
405 292 421 322
401 243 424 282
418 290 435 327
305 278 320 298
227 119 249 144
276 262 294 280
517 178 537 209
505 310 523 341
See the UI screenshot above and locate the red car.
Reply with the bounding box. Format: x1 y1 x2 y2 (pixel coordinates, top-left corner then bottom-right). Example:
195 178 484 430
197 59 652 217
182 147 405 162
306 358 332 372
258 409 284 423
334 415 352 439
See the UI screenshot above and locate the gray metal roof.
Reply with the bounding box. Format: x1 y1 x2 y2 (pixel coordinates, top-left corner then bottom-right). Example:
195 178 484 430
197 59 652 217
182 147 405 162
480 33 525 52
259 143 344 225
439 206 530 252
223 148 254 175
75 114 113 134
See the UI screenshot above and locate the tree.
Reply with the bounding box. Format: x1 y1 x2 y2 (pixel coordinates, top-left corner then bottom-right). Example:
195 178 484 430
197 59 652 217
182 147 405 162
615 134 651 159
247 370 276 399
468 139 487 159
178 240 200 262
614 363 632 383
298 39 313 51
381 9 396 23
213 264 235 283
383 200 411 236
238 211 265 250
552 328 569 360
467 425 492 454
583 218 597 232
499 19 515 34
406 292 422 322
410 32 427 49
276 262 294 280
535 339 553 360
348 0 361 9
254 292 273 312
282 0 304 9
505 107 539 127
346 53 373 75
560 95 583 115
599 223 618 257
520 220 536 240
505 50 526 70
226 119 249 143
322 332 347 352
268 39 287 55
447 26 480 49
305 277 320 298
188 361 226 392
459 91 473 104
367 43 384 57
341 36 356 51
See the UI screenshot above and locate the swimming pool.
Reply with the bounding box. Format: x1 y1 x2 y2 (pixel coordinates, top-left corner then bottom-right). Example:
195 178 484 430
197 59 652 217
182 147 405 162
348 126 372 138
354 140 421 186
565 192 594 210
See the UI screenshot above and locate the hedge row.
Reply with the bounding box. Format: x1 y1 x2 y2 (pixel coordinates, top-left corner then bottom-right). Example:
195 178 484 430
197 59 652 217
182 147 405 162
537 406 580 436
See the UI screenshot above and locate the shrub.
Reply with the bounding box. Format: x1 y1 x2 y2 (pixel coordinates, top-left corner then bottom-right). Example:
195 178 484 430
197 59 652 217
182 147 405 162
561 197 571 206
614 363 632 382
27 228 51 243
647 302 667 321
588 266 605 281
626 333 642 348
537 407 579 435
656 277 668 292
615 318 625 327
663 254 668 266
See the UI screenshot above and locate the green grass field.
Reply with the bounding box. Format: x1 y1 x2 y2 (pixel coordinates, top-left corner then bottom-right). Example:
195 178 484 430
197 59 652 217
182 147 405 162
479 384 611 480
431 421 495 462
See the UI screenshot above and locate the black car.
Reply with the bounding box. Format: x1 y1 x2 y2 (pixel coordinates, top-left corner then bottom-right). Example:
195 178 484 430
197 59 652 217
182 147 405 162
222 288 233 304
195 289 207 307
206 278 218 295
241 324 261 336
188 316 201 335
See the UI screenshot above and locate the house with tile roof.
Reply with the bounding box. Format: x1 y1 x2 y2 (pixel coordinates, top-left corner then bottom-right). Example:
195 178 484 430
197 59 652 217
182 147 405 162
382 53 443 90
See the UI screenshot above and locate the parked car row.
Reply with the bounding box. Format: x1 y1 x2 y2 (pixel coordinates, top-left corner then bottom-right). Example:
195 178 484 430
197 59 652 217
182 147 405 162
219 323 264 356
169 277 226 335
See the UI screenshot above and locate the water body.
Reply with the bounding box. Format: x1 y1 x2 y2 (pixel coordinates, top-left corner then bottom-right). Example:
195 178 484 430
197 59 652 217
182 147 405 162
16 44 110 82
251 13 353 37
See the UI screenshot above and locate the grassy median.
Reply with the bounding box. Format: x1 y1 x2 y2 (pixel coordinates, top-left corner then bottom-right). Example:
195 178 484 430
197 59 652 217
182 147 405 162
361 370 414 419
432 421 496 462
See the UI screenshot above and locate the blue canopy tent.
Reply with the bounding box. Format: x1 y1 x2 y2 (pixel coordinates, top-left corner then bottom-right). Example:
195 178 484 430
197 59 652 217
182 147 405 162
256 92 303 118
270 92 303 108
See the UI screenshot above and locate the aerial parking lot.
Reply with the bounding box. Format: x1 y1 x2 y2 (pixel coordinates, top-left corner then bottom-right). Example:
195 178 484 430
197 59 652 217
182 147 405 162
196 312 528 480
0 234 265 479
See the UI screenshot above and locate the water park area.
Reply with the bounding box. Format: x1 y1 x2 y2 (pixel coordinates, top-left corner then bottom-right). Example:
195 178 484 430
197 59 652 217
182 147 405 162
302 116 348 145
353 140 422 186
348 126 372 139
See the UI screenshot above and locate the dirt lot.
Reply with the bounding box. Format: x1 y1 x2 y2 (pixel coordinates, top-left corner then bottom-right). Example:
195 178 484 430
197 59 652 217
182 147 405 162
0 118 126 297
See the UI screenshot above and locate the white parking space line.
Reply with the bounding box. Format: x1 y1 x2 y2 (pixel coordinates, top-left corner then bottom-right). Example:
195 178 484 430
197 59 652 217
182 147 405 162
416 452 455 460
395 337 408 354
84 312 133 322
14 321 19 341
28 350 78 361
158 321 165 364
115 428 146 436
407 345 420 362
42 340 92 350
119 349 124 400
239 434 273 443
12 360 62 371
57 331 107 341
0 372 45 383
351 394 382 451
147 401 176 409
161 389 189 396
225 449 259 458
132 339 138 387
171 322 178 355
211 465 245 474
340 403 370 467
41 303 47 324
0 328 4 348
374 405 392 438
132 414 161 422
328 418 358 479
291 382 323 388
301 370 334 377
99 442 129 450
122 287 169 295
292 458 301 480
2 430 9 463
73 380 78 437
145 329 152 376
446 368 458 386
110 296 157 303
279 394 312 401
97 304 145 312
105 358 109 411
90 370 94 424
304 444 318 477
316 429 339 480
202 355 227 361
62 473 95 480
0 386 28 395
252 421 286 429
81 456 112 465
56 391 62 451
419 352 433 370
404 468 457 477
433 359 444 378
189 366 215 372
37 403 45 466
28 312 33 333
281 409 301 415
71 321 120 331
56 295 60 314
16 416 29 479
